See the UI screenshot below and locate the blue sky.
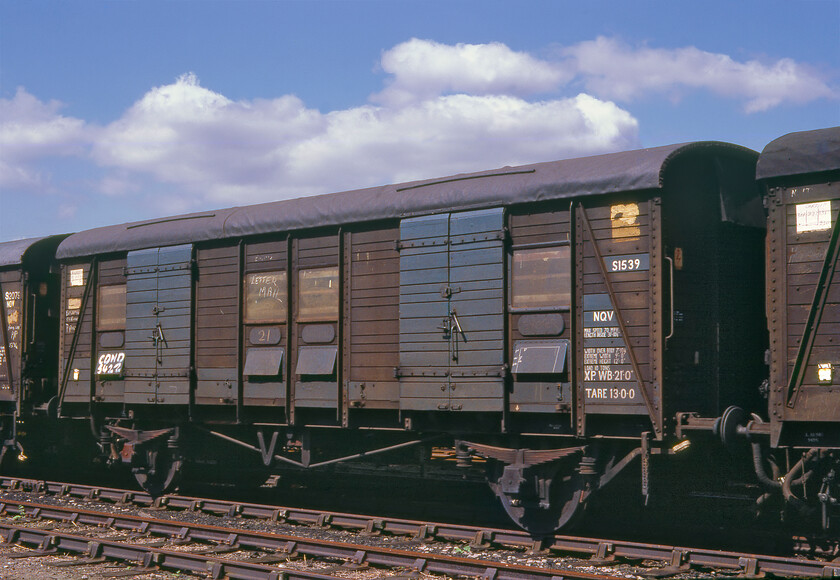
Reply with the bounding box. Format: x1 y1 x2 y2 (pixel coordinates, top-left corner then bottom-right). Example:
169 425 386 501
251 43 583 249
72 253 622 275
1 0 838 241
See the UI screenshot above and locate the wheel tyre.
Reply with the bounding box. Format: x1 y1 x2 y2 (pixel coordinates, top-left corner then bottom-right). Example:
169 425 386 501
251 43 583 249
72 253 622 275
496 471 588 535
133 447 181 497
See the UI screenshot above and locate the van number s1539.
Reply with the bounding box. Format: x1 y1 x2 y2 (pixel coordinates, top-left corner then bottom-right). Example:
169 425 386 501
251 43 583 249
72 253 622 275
606 253 649 273
611 258 641 271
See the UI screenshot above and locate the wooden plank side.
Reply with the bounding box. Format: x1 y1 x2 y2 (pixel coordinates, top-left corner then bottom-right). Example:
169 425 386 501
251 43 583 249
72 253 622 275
196 245 238 376
351 272 399 291
579 199 653 420
783 204 840 400
60 261 94 404
351 305 399 323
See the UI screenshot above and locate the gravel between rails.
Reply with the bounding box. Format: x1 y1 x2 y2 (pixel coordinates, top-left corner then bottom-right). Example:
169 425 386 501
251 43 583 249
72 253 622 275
0 489 682 580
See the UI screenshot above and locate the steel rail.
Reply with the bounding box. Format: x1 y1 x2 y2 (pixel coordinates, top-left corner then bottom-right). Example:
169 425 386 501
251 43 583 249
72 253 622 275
0 500 611 580
1 477 839 577
0 522 364 580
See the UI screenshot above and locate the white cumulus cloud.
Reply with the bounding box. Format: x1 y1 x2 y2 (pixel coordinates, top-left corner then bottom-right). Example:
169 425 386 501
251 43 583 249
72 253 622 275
91 70 638 206
2 37 835 229
93 73 325 195
564 36 836 113
0 87 90 190
373 38 571 106
287 93 637 188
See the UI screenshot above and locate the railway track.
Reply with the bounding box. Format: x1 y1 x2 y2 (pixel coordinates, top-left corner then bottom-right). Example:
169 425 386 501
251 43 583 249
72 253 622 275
0 476 838 578
0 498 630 580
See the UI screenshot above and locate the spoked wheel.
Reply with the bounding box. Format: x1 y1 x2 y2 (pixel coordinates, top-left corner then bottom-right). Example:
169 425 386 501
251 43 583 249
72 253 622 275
132 445 181 497
487 450 595 536
105 425 182 497
494 469 588 535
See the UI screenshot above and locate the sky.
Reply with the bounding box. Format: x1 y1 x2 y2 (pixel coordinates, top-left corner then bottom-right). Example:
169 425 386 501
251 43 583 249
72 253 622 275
1 0 838 242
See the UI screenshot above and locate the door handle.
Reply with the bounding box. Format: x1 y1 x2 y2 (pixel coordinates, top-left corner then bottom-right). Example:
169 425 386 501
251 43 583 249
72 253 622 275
450 309 466 342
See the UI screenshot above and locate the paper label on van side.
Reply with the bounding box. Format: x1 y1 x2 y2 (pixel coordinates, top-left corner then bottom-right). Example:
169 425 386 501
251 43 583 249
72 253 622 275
796 201 832 233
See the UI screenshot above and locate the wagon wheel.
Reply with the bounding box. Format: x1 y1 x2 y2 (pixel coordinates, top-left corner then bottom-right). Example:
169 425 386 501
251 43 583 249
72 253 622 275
494 469 588 535
132 445 182 497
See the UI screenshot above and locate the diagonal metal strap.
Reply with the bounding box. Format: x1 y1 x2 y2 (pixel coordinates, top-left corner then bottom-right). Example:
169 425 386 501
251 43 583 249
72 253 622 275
786 207 840 408
58 259 97 408
578 205 659 432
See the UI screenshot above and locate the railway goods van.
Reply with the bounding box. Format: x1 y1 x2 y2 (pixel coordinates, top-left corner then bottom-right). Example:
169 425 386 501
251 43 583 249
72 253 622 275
748 128 840 529
0 127 838 535
0 235 67 462
51 141 766 532
759 127 840 447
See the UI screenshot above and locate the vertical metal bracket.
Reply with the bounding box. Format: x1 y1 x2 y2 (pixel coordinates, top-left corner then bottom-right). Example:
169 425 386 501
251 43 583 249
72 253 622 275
301 429 312 468
641 431 651 504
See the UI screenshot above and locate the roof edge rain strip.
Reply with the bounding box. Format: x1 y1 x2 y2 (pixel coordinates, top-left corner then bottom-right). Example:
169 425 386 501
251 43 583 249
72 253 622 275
396 169 536 192
126 214 217 230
